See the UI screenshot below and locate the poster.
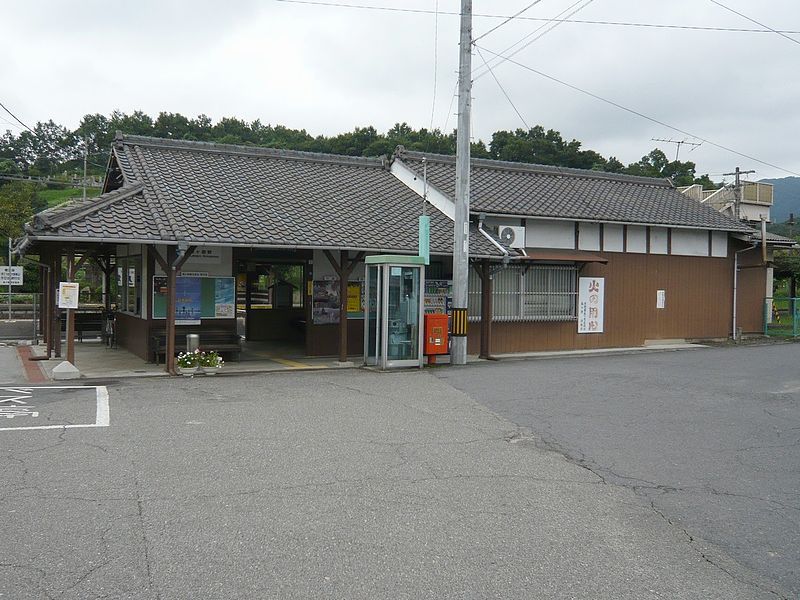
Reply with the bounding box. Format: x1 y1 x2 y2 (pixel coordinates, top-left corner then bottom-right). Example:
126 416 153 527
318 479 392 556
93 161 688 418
152 276 236 321
58 282 80 309
312 280 339 324
347 281 363 318
577 277 604 334
656 290 666 309
215 278 235 317
175 276 202 323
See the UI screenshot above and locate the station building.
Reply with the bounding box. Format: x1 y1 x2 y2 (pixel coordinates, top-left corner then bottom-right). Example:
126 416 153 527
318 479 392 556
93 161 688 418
15 134 785 368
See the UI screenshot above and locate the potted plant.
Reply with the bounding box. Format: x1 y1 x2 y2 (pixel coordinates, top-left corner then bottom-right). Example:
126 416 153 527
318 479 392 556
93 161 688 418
198 350 224 375
176 349 201 376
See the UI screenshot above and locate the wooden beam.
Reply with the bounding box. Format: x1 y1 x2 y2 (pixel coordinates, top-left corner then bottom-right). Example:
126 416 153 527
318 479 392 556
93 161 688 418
52 252 62 358
148 244 169 273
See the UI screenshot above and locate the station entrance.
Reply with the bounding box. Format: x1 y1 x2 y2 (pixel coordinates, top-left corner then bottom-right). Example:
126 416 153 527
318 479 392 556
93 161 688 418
235 256 309 357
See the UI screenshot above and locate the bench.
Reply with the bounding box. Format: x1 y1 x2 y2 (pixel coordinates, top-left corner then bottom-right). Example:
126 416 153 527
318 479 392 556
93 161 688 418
60 311 106 342
149 329 242 364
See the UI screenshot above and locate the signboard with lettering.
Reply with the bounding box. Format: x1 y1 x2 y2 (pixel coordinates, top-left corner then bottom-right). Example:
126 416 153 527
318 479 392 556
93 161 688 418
0 266 23 286
577 277 605 334
58 282 80 309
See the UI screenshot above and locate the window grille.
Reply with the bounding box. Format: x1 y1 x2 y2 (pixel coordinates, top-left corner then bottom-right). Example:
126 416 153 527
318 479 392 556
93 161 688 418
468 264 578 322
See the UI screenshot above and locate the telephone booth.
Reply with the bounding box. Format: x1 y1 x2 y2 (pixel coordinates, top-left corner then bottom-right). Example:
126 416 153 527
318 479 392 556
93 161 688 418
364 255 425 369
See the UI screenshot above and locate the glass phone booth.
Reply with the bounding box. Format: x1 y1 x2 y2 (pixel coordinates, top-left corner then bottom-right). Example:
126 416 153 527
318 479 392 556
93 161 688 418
364 255 426 369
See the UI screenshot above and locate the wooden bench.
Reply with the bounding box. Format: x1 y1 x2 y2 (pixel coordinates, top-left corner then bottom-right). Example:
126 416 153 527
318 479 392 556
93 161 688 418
60 311 106 342
149 329 242 364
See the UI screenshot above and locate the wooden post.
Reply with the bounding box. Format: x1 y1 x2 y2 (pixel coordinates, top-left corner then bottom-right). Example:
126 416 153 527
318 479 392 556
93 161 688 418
165 246 178 375
52 252 62 358
164 245 196 375
42 247 52 355
66 248 76 365
478 259 493 359
323 249 365 363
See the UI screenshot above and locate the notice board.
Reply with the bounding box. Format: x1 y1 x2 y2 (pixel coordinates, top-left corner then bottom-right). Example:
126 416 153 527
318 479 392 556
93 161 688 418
152 276 235 323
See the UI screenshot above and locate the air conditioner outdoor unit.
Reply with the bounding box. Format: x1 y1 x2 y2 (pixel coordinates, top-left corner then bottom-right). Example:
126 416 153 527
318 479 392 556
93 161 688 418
498 225 526 249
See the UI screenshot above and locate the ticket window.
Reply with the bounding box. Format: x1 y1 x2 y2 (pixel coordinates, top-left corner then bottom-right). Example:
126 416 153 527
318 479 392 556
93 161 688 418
364 259 425 369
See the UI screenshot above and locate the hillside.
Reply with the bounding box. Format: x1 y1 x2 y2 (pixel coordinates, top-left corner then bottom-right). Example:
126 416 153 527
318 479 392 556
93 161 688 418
761 177 800 222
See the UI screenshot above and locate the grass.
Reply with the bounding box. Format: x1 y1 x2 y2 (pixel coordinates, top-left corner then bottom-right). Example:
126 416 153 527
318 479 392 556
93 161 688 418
37 187 101 208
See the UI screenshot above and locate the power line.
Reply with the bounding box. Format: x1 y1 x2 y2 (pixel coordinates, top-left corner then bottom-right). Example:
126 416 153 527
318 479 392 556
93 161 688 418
0 101 34 134
473 0 545 44
428 0 440 132
473 0 596 82
475 47 529 130
473 43 800 177
270 0 800 34
709 0 800 47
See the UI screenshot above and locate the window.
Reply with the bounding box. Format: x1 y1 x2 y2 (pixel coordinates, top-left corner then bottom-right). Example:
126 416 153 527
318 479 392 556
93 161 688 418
468 264 578 322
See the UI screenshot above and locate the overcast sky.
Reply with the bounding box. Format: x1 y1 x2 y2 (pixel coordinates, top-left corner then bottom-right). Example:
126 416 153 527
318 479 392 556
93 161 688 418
2 0 799 182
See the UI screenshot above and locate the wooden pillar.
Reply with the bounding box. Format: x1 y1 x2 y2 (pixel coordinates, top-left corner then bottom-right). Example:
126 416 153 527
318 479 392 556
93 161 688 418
478 259 493 360
338 250 349 362
162 245 196 375
52 251 62 358
42 247 52 355
165 246 177 375
323 249 365 363
66 248 76 365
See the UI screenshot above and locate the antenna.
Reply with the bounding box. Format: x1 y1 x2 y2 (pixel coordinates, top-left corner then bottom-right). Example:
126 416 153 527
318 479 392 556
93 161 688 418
651 138 702 162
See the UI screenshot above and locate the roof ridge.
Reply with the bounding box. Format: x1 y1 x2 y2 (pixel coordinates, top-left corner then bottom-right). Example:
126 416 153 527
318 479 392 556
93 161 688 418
394 147 672 188
116 133 388 169
33 184 146 231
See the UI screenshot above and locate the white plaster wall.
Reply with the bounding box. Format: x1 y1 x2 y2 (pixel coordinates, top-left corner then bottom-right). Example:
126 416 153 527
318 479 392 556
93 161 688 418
626 225 647 254
671 229 709 256
485 216 523 229
525 219 575 249
603 224 624 252
650 227 668 255
739 203 771 223
151 246 233 277
578 222 600 251
711 231 728 258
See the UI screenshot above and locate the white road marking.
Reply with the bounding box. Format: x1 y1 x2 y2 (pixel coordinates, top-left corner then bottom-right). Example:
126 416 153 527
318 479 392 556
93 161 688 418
0 386 110 432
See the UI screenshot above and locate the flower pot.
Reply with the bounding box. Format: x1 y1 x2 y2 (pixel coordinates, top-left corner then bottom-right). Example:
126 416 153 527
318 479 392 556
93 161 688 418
199 366 220 376
178 366 198 377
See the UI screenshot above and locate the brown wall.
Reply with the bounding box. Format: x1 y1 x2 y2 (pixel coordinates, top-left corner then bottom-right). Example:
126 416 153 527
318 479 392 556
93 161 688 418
735 247 767 334
467 252 740 355
307 320 365 357
115 313 150 360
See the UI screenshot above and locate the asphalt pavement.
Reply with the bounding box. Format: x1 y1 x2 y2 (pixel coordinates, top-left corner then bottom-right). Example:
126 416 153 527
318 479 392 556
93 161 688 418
0 345 795 599
438 342 800 599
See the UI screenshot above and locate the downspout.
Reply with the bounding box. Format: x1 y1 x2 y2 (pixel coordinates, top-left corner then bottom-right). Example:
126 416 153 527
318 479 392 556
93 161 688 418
732 242 757 341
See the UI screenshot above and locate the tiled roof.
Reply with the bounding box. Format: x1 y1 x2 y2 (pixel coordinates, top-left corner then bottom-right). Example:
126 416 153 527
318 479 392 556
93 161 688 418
394 148 752 232
24 135 504 258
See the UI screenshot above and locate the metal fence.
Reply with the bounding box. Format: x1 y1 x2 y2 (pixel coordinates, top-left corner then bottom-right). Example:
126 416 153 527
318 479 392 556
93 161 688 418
0 292 42 341
468 264 578 322
764 297 799 338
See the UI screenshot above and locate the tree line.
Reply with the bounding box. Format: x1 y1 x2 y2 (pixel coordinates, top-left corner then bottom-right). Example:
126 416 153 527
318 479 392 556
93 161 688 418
0 110 719 188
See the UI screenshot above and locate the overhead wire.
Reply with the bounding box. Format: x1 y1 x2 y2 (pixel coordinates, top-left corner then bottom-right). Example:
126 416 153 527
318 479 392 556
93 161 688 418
473 43 800 177
0 101 34 134
271 0 800 34
708 0 800 47
473 0 545 44
473 0 596 82
475 47 530 130
428 0 440 133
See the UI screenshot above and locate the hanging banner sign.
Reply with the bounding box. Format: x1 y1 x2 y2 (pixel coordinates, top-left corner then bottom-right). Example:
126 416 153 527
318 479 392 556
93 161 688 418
58 282 80 309
577 277 604 334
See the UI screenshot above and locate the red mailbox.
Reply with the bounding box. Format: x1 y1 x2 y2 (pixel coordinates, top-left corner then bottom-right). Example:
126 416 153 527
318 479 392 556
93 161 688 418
424 313 449 363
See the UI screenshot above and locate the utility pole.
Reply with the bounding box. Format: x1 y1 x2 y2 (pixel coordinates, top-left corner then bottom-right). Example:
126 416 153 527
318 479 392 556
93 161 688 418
451 0 472 365
82 137 88 201
651 138 701 162
723 167 756 221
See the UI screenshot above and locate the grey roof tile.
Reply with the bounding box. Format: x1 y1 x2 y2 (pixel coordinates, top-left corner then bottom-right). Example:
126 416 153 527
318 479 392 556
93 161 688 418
395 148 752 232
26 135 504 257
